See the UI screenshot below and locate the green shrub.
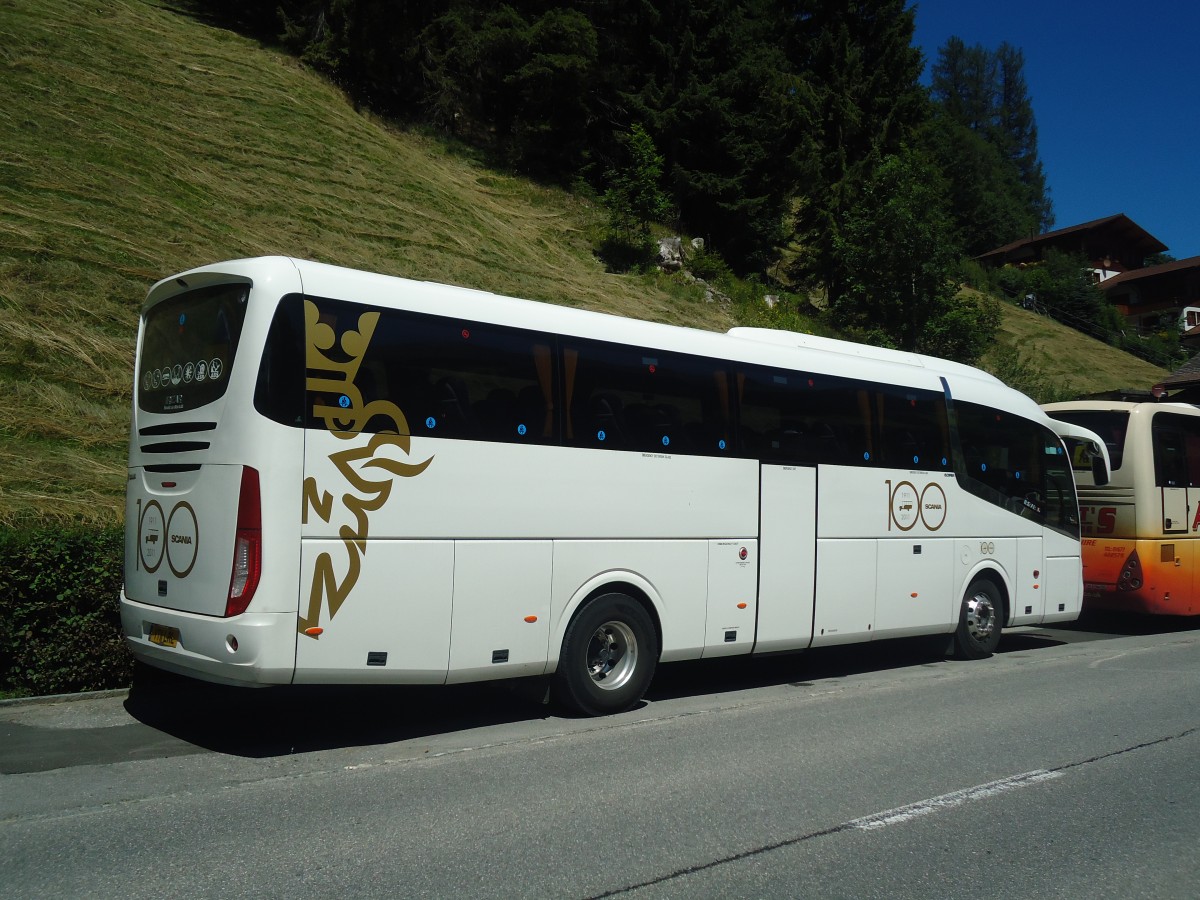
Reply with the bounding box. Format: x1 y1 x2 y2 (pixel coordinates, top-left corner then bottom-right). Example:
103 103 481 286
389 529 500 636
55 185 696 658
596 231 657 273
0 526 131 697
687 244 733 283
982 343 1077 404
917 292 1003 364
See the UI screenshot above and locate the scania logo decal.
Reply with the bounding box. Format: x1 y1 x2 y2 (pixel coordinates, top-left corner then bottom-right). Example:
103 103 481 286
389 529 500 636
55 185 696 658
887 480 948 531
137 499 200 577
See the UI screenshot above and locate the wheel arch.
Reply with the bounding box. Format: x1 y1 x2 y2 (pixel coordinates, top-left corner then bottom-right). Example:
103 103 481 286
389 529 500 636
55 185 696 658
548 573 664 674
963 563 1011 626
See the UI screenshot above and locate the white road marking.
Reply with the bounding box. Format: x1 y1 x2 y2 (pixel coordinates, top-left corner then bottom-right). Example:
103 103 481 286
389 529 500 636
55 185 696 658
849 769 1062 831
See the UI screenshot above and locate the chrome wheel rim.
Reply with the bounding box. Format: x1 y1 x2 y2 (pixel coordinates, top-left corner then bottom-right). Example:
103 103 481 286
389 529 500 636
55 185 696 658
965 591 996 642
586 620 638 691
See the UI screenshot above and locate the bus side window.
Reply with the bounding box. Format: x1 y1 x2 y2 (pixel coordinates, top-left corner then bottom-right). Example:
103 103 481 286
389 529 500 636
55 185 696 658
956 400 1078 538
295 298 558 444
1152 412 1200 488
737 366 873 467
254 294 306 427
1185 425 1200 488
1041 432 1078 531
406 313 553 443
1153 424 1188 487
875 385 952 470
563 340 730 456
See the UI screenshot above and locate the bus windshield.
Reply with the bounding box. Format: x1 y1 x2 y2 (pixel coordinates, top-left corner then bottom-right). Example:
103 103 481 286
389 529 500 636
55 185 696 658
138 282 250 414
1046 410 1130 471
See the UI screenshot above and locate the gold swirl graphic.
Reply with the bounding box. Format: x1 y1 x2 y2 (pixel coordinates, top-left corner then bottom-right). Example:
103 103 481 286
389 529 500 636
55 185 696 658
298 300 434 637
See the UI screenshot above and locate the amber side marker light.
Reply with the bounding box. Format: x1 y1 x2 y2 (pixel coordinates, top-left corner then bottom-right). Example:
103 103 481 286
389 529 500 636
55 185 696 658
524 615 538 623
305 627 324 637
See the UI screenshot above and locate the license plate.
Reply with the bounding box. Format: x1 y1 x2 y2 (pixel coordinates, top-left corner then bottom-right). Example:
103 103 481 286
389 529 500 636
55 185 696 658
148 624 180 648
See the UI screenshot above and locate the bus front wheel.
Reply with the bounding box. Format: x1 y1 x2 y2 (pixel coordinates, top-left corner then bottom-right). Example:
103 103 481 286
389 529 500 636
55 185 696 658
553 593 657 716
954 578 1002 659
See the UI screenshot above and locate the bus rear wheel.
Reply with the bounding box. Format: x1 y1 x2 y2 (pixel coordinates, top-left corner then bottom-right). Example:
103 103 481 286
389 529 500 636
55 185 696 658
553 593 657 716
954 578 1002 659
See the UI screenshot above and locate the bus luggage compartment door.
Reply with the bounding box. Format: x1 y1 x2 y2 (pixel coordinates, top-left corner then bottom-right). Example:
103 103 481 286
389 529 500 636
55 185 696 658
753 464 816 654
446 540 552 683
294 539 454 684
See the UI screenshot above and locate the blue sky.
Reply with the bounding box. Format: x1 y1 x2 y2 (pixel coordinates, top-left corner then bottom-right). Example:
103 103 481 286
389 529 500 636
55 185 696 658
911 1 1200 259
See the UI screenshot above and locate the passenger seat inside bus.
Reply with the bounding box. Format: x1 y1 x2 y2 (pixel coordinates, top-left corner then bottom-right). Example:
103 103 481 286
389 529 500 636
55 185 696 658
517 385 551 439
474 388 517 440
435 376 475 437
587 392 626 447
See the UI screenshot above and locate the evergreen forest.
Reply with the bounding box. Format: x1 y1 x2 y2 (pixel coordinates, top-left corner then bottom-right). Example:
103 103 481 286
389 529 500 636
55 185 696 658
187 0 1180 372
192 0 1166 367
0 1 1171 676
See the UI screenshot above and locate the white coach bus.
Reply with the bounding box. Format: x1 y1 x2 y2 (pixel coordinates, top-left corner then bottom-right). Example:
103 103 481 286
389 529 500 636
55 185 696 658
121 257 1102 715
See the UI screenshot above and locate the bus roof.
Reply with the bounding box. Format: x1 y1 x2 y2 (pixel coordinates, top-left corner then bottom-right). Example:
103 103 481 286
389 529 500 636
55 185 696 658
151 256 1044 423
1044 400 1200 416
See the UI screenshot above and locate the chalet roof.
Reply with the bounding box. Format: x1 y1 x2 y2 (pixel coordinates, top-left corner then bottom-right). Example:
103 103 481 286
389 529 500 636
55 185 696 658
977 213 1168 264
1158 358 1200 387
1150 342 1200 391
1097 255 1200 291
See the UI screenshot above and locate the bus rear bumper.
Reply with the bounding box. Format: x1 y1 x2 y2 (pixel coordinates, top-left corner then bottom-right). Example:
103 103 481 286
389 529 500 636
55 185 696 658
120 591 296 686
1083 584 1200 616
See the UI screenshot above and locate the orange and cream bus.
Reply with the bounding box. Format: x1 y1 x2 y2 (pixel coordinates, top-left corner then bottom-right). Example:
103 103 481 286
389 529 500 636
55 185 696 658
1045 400 1200 615
121 257 1104 715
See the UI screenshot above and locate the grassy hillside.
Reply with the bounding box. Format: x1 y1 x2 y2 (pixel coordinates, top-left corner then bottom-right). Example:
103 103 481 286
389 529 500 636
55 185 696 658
983 297 1168 398
0 0 740 524
0 0 1169 525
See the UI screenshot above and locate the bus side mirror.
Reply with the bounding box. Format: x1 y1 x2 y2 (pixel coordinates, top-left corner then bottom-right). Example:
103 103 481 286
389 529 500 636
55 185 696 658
1091 453 1109 487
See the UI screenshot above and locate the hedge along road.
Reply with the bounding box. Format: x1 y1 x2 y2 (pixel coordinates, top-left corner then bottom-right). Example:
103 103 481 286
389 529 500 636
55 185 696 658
1 615 1198 898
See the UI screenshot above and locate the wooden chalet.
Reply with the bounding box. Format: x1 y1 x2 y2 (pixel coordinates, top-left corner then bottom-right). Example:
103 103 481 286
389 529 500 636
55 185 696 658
1101 255 1200 336
976 213 1167 275
979 214 1200 335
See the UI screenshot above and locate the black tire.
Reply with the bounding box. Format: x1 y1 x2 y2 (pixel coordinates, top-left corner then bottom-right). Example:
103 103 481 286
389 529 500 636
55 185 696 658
953 577 1003 659
553 592 658 716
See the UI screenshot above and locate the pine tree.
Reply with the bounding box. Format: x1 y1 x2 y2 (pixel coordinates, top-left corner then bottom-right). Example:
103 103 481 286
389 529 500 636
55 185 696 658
608 0 809 272
995 43 1052 231
929 37 1053 248
833 150 955 350
603 123 672 245
787 0 927 302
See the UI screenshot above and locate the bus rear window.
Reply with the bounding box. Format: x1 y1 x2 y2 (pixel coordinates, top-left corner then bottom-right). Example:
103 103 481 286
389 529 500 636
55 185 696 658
138 283 250 414
1048 410 1129 470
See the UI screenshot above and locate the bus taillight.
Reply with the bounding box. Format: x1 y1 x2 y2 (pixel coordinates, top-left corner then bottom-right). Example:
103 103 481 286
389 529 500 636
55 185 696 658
1117 549 1143 592
225 466 262 617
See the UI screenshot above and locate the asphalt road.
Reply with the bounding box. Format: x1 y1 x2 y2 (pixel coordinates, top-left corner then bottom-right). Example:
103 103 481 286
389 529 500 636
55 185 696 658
2 613 1198 898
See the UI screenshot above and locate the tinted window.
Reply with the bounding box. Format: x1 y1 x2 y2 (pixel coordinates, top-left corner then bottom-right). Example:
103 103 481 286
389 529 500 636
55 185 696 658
255 295 305 426
299 296 556 443
562 339 731 455
139 282 249 413
874 384 953 470
738 367 874 464
957 401 1079 537
737 369 950 469
1152 412 1200 487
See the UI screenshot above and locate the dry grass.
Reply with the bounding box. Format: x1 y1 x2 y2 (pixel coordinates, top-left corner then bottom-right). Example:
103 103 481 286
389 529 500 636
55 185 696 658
0 1 1170 524
0 0 733 524
981 293 1168 397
